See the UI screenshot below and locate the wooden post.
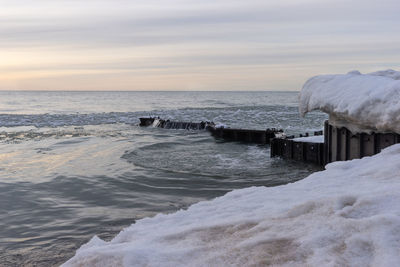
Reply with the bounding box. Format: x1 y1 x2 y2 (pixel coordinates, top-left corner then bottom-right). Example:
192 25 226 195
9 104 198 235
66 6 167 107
293 142 304 161
377 133 396 152
282 139 293 159
349 133 361 160
324 121 329 164
339 128 347 160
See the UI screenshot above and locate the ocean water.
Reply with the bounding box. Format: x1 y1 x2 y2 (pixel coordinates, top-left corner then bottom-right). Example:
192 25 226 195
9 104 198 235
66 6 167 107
0 91 327 266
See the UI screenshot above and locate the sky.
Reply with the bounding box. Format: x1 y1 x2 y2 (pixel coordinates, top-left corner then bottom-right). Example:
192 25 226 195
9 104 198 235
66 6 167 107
1 0 400 91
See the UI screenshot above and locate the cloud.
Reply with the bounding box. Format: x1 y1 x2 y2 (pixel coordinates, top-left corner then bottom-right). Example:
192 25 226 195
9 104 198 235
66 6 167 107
1 0 400 90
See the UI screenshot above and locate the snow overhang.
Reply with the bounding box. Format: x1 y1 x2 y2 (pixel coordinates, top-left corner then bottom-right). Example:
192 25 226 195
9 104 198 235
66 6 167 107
299 69 400 134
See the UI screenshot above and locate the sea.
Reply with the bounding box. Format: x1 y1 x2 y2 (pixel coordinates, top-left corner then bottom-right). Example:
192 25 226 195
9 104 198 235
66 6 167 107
0 91 327 266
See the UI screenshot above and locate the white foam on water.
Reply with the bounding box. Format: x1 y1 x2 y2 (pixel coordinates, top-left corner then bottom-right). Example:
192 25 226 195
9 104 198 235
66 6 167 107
64 144 400 266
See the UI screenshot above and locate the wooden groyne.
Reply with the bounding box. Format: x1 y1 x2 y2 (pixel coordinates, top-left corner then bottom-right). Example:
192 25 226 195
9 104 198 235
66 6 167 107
209 127 282 145
140 117 400 166
139 117 283 145
323 121 400 163
139 117 214 130
270 131 324 165
271 120 400 166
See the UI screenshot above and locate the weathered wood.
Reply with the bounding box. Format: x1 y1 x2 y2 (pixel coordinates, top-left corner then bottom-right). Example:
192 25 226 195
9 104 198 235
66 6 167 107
213 128 281 144
340 127 347 161
360 133 375 157
293 142 304 161
139 117 213 131
282 139 293 159
377 133 396 152
331 126 338 162
270 134 325 166
304 142 323 165
324 122 400 164
270 138 283 157
348 133 360 160
139 117 283 145
324 120 329 164
141 118 400 167
139 117 155 126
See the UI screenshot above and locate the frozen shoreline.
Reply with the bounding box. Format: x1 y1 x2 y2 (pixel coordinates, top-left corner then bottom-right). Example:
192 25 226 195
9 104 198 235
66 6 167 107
64 144 400 266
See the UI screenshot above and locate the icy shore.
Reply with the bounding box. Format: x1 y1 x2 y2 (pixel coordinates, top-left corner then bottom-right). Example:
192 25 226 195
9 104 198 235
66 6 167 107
64 144 400 266
299 69 400 134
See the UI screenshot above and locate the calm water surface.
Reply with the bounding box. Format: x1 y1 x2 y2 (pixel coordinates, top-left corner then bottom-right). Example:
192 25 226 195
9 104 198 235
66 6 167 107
0 91 326 266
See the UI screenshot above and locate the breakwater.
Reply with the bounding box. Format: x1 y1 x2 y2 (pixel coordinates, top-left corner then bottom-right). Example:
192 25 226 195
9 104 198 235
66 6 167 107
139 118 400 167
139 117 283 145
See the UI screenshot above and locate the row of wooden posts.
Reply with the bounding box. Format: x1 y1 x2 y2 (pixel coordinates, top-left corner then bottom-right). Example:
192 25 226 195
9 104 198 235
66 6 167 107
208 127 282 144
139 117 282 145
270 121 400 166
270 132 324 166
324 121 400 162
139 118 400 167
139 117 214 131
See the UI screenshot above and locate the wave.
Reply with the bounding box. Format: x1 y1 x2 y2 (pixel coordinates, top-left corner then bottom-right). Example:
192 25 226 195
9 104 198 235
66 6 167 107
0 105 327 138
0 105 286 128
0 112 142 128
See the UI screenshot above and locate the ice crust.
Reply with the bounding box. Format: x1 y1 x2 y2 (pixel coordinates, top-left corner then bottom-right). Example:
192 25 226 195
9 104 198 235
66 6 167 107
64 144 400 266
292 135 324 143
299 69 400 134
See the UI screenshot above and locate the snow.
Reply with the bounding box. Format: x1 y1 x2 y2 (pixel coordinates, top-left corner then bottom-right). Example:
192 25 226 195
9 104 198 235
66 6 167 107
64 144 400 266
215 123 227 128
151 118 160 127
292 135 324 143
299 69 400 134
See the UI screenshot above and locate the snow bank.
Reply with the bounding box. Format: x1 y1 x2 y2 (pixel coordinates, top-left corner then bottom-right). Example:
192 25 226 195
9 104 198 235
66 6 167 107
299 69 400 133
292 135 324 143
64 144 400 267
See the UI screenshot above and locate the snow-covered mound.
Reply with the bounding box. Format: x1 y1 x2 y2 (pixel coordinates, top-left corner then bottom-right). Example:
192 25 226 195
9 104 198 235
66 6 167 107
299 69 400 133
64 144 400 267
